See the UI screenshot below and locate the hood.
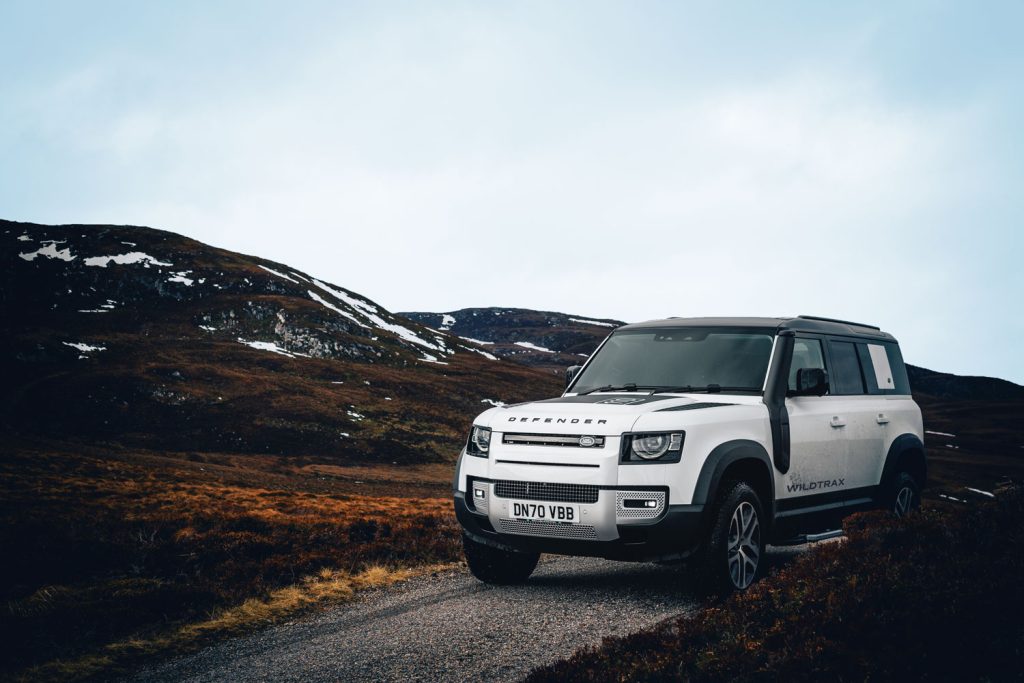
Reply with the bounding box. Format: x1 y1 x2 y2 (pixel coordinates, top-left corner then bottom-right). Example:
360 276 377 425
477 393 761 436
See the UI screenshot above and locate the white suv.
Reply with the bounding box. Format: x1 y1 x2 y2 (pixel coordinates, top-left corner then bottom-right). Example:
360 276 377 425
453 316 925 592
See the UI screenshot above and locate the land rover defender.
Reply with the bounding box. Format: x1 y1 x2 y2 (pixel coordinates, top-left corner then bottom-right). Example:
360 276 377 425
453 316 925 591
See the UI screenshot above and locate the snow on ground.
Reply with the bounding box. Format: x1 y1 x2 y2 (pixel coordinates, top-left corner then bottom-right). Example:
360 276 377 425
84 252 172 268
459 336 494 345
20 242 76 262
347 410 365 420
199 325 217 332
462 345 498 361
312 279 445 352
307 290 368 327
259 265 298 283
514 341 555 353
17 234 31 242
926 430 956 438
481 398 506 407
63 342 107 353
237 339 308 358
290 272 310 282
569 317 616 328
78 309 109 313
966 487 995 498
440 314 456 330
168 272 194 286
419 353 449 365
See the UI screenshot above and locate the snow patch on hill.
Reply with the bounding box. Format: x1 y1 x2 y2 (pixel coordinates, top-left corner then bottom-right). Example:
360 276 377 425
20 242 76 262
515 341 555 353
569 317 616 328
84 252 172 268
259 265 298 283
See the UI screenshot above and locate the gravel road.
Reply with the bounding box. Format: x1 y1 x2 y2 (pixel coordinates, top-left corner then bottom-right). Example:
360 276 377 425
128 549 804 683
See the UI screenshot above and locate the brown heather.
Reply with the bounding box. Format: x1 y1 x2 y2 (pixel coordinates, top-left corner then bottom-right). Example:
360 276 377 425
527 487 1024 683
0 443 463 681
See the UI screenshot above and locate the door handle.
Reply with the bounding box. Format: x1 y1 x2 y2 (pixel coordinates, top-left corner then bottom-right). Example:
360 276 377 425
876 413 890 424
829 416 846 428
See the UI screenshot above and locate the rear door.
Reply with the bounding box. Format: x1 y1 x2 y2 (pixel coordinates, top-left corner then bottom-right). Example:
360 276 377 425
825 338 883 496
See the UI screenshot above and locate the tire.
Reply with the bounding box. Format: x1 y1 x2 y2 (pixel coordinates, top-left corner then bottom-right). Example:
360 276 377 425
888 471 921 518
462 532 540 584
697 481 764 594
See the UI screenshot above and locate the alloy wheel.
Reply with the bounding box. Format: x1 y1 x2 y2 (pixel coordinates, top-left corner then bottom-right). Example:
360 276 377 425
894 485 915 517
727 501 760 589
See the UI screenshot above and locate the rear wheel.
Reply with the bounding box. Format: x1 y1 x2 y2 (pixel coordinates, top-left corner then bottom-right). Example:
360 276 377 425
462 532 539 584
889 471 921 518
698 481 764 593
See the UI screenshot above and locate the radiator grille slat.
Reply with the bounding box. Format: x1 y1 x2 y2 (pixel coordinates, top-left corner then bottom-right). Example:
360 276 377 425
497 518 598 539
494 480 599 504
503 433 605 448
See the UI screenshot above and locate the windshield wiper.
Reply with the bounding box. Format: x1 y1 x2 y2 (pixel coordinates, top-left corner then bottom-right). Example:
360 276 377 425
577 383 660 396
652 385 762 394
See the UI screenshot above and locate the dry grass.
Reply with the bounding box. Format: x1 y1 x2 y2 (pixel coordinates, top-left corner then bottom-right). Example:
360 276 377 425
0 443 463 681
20 562 457 683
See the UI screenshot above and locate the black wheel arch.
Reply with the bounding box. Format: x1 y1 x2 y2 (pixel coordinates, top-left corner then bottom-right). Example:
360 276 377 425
880 433 927 490
692 440 776 531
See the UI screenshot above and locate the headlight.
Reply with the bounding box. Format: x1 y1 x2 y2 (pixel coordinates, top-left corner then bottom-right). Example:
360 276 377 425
467 425 491 457
623 432 684 462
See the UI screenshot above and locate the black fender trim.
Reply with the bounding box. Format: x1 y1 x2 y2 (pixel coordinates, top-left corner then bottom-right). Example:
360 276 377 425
880 433 927 489
691 439 775 518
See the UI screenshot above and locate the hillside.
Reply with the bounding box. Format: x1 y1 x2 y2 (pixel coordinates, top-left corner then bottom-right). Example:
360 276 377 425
399 308 622 370
1 220 561 463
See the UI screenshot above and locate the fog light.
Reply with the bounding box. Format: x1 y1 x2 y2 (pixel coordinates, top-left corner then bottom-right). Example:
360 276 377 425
645 500 657 508
474 488 485 498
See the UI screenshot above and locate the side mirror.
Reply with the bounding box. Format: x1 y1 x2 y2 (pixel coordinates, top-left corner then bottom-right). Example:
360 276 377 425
566 365 582 389
794 368 829 396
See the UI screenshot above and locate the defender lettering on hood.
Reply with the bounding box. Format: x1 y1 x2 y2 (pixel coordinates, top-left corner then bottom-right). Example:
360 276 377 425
508 416 608 425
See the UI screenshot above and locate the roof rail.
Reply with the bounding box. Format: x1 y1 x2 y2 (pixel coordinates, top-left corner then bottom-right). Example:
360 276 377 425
797 315 881 331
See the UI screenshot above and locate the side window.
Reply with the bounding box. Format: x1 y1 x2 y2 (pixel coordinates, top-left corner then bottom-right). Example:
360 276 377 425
788 338 826 392
856 342 912 394
828 340 866 395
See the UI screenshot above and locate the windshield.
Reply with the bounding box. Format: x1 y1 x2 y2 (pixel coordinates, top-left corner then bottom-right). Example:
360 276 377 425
572 327 775 395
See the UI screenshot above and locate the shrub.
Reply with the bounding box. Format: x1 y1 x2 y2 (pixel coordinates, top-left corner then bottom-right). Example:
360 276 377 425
527 488 1024 682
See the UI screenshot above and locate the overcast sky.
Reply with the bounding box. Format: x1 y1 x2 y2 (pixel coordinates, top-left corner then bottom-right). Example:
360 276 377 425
2 1 1022 382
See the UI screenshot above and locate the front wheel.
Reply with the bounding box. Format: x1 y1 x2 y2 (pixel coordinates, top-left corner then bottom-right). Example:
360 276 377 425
462 532 539 584
889 471 921 518
698 481 764 593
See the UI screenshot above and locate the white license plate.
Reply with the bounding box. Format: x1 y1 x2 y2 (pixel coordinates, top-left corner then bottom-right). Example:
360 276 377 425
508 500 581 524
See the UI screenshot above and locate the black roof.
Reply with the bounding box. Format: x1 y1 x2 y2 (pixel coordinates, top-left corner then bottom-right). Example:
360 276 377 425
617 315 896 341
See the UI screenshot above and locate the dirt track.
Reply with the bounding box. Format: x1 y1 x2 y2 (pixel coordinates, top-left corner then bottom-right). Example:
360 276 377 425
127 548 804 683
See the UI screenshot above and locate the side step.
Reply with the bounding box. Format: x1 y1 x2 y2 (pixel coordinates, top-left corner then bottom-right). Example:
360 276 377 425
773 529 844 546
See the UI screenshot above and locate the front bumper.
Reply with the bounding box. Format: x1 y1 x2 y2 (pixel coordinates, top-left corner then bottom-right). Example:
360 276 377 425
454 486 705 562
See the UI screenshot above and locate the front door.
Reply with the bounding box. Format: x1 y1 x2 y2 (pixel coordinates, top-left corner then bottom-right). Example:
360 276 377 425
776 337 850 506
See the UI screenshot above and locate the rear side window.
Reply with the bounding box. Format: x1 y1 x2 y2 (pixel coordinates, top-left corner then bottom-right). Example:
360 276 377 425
856 342 912 395
828 341 866 395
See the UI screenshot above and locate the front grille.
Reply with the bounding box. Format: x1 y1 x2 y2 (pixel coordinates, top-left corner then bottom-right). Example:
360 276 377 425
497 518 599 540
503 433 605 448
494 480 599 504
